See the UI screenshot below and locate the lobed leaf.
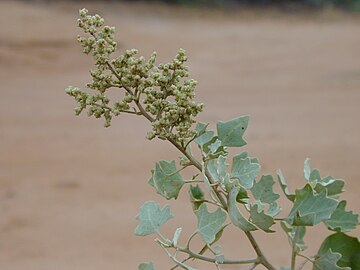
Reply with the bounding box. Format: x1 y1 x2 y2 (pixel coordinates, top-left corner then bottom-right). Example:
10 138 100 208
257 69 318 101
251 174 280 205
313 250 351 270
217 116 249 147
304 159 344 196
324 200 359 232
148 160 184 200
249 204 275 232
135 201 173 236
231 154 260 189
316 232 360 269
286 185 338 226
195 204 227 244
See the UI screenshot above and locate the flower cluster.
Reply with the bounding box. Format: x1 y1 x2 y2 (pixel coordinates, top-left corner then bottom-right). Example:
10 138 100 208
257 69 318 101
66 9 203 144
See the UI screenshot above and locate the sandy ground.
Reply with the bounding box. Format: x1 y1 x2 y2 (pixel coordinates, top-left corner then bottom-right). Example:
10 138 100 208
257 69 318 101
0 1 359 269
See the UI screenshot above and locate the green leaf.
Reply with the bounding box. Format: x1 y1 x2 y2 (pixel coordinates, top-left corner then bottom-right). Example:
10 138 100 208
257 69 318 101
250 204 275 232
303 159 344 196
217 115 249 147
286 185 338 226
313 250 351 270
172 227 182 247
231 155 260 189
207 155 229 184
194 122 208 136
228 187 257 231
316 232 360 269
324 201 359 232
214 245 225 264
148 160 184 200
304 158 311 181
251 175 280 205
135 201 174 236
194 130 214 147
139 262 156 270
189 184 205 210
314 177 344 197
277 169 295 202
236 186 249 204
195 204 227 244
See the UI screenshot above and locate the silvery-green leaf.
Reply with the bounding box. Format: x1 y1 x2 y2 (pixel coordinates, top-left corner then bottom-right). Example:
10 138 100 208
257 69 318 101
286 185 338 226
149 160 184 200
280 222 307 252
138 262 156 270
251 175 280 205
313 250 351 270
217 116 249 147
214 245 225 264
172 227 182 247
228 187 257 231
194 130 214 146
195 204 227 244
231 155 260 189
135 201 173 236
207 155 229 184
277 169 295 202
194 122 208 136
267 203 281 217
324 201 359 232
304 158 311 181
314 177 344 197
250 204 275 232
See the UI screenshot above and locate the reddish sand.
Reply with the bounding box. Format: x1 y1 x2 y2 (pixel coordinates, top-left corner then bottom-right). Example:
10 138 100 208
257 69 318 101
0 1 359 269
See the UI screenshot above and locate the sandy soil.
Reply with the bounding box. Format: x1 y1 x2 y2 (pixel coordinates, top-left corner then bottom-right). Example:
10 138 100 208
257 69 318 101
0 1 359 269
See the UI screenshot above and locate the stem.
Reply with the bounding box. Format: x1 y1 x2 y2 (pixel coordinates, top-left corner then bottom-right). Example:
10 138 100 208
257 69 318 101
178 246 258 265
245 231 276 270
291 227 300 270
167 137 228 211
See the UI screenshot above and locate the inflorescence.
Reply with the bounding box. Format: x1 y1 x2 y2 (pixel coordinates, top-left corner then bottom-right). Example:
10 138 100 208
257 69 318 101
66 8 203 144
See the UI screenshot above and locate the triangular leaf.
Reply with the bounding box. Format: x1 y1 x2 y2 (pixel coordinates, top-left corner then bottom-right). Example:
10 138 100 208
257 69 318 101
217 116 249 147
195 204 227 244
135 201 174 236
251 175 280 205
250 204 275 232
316 232 360 269
324 201 359 232
139 262 156 270
149 160 184 200
286 185 338 226
231 155 260 189
277 170 295 202
228 187 257 231
313 250 351 270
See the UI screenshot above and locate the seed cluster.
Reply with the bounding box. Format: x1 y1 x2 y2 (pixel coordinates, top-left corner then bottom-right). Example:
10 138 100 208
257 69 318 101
66 9 203 144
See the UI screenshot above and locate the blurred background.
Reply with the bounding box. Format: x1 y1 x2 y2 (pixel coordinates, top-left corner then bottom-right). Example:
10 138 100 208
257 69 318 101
0 1 359 269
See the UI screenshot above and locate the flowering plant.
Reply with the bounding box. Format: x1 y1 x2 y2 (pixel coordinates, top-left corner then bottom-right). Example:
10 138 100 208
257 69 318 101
67 9 359 270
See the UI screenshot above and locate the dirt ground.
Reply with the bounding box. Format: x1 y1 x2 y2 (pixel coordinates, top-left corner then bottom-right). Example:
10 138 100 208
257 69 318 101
0 1 359 269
